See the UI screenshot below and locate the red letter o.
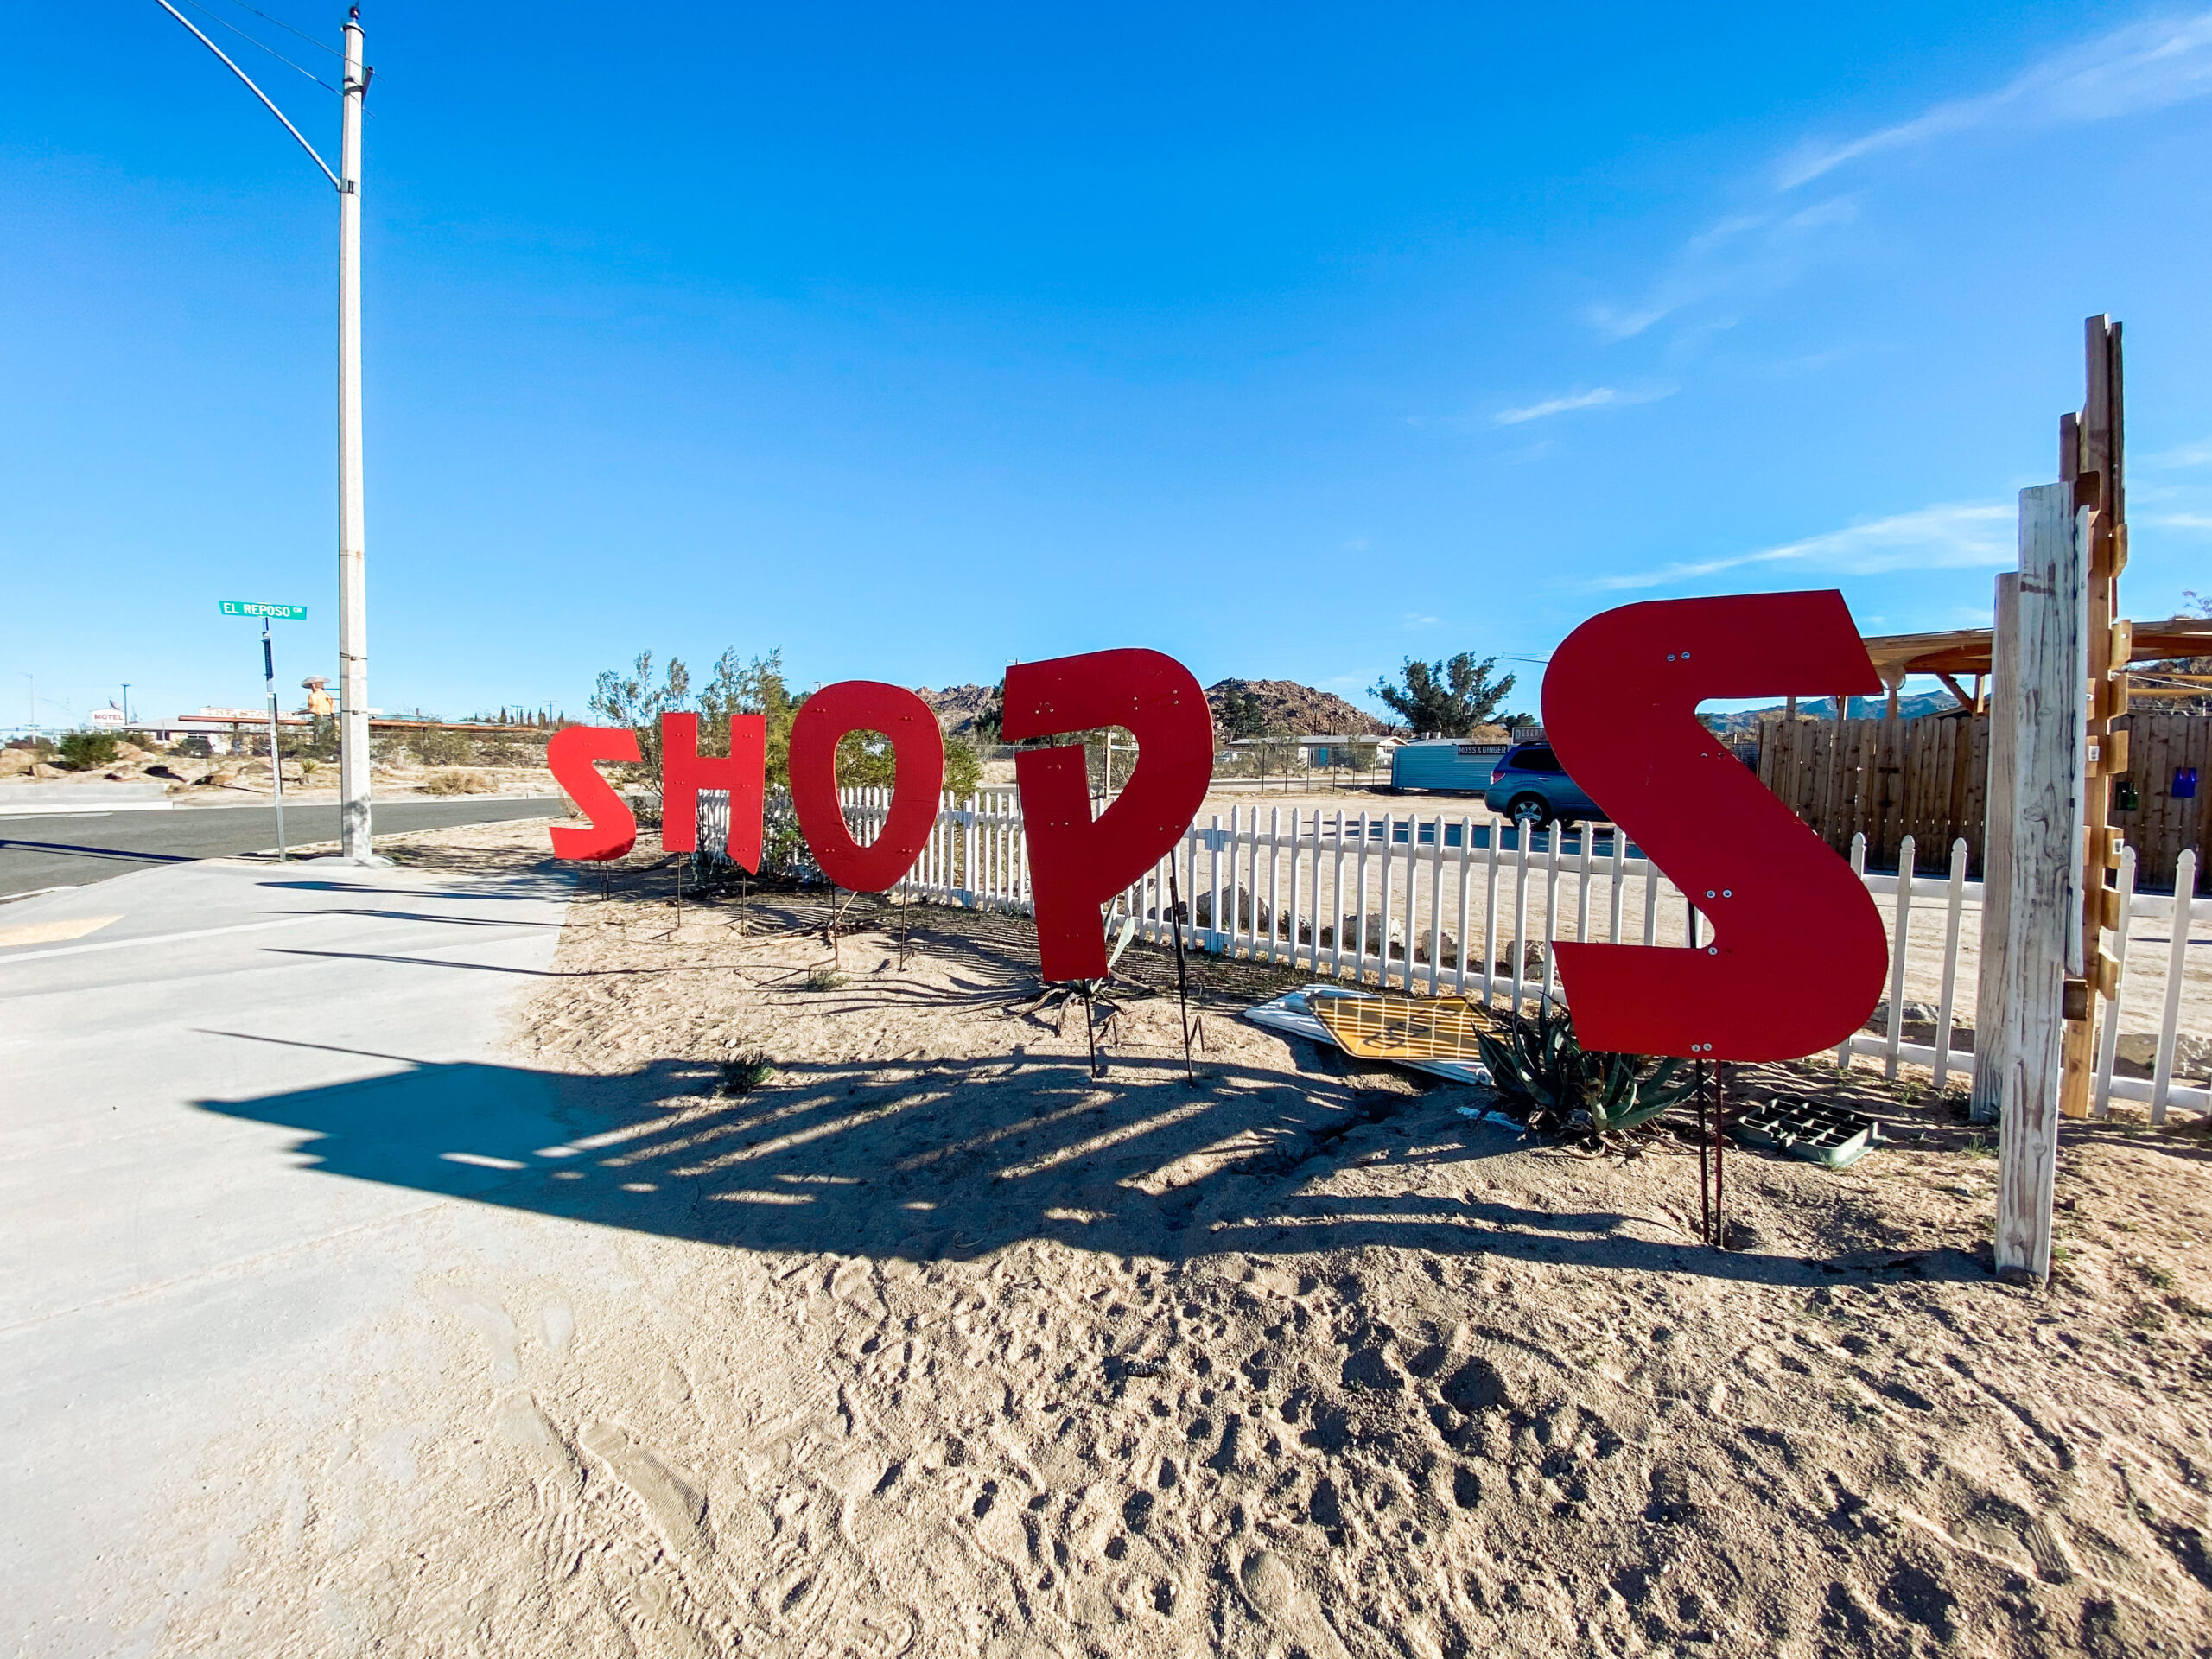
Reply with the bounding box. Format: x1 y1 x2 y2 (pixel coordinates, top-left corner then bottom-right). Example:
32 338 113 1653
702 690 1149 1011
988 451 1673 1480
788 682 945 892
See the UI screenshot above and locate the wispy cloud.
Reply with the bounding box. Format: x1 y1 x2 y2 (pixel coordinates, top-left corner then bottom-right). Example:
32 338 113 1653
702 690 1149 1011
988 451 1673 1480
1583 502 2013 592
1496 388 1617 424
1591 13 2212 343
2140 436 2212 469
2144 512 2212 530
1492 385 1675 424
1588 199 1859 340
1779 11 2212 189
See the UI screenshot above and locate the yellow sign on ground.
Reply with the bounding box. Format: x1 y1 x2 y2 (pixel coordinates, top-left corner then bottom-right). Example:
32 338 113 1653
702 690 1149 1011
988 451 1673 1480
1308 990 1503 1065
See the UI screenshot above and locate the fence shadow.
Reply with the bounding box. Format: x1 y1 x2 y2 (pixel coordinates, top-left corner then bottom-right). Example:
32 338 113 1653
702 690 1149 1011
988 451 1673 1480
188 1037 1918 1287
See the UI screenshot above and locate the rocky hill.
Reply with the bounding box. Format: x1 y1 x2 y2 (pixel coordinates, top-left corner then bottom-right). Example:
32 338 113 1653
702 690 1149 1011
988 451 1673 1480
913 684 999 736
1701 691 1960 736
1205 678 1388 735
917 677 1387 738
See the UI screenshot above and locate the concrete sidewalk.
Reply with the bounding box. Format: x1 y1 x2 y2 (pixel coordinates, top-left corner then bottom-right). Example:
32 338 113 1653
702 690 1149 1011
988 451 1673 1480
0 856 594 1655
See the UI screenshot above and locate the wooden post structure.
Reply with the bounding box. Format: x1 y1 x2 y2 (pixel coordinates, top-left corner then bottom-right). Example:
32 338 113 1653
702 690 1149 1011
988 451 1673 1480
1994 484 2088 1284
1969 574 2020 1124
2059 316 2127 1119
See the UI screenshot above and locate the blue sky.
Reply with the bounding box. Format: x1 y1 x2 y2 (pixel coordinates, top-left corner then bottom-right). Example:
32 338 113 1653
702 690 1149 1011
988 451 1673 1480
3 3 2210 731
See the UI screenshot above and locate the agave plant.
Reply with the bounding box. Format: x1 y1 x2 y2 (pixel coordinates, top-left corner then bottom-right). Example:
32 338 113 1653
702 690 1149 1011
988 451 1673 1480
1476 1007 1699 1140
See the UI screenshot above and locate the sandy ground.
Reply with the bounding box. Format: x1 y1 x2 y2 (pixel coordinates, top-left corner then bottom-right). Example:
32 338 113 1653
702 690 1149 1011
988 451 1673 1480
149 819 2212 1657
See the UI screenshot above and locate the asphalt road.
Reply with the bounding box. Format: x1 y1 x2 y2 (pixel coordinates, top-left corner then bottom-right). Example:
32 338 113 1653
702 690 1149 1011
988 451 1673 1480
0 796 568 898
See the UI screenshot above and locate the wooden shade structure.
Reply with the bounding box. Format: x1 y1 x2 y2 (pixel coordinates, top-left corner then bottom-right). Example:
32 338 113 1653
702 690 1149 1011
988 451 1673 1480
1857 615 2212 713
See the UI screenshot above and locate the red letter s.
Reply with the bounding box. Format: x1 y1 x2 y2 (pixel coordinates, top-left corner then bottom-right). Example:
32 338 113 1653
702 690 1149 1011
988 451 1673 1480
1005 649 1212 982
546 725 640 861
1542 591 1886 1062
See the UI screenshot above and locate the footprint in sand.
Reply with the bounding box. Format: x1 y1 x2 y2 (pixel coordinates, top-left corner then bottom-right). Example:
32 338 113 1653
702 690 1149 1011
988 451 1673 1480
429 1285 521 1382
497 1390 583 1496
578 1420 709 1556
1237 1548 1353 1659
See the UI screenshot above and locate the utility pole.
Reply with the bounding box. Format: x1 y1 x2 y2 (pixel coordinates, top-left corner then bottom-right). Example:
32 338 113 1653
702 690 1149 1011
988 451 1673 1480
152 0 375 860
336 8 374 861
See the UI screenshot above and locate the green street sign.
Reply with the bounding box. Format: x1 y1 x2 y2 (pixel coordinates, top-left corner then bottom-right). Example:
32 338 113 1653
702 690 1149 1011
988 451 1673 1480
219 601 307 620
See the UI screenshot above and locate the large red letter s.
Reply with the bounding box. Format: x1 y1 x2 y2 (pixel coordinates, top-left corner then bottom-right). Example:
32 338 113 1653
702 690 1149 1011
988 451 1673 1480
1005 649 1213 983
546 725 641 861
1543 591 1887 1062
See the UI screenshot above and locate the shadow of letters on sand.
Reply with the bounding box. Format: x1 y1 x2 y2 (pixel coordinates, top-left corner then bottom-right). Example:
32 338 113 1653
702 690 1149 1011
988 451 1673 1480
188 1037 1964 1285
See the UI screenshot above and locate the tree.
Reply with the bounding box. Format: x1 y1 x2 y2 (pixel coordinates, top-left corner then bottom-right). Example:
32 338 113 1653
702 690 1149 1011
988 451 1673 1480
55 731 120 772
972 681 1005 744
591 647 799 797
589 651 690 792
1215 683 1276 740
835 725 983 798
1369 653 1518 737
699 648 797 785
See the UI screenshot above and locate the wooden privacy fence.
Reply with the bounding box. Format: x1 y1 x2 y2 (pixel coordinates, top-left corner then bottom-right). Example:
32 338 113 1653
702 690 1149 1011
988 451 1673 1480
1757 712 2210 887
698 788 2211 1119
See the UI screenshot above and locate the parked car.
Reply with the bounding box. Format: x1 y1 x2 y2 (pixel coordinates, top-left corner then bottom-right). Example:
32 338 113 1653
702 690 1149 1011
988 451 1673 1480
1481 741 1605 830
1389 739 1506 795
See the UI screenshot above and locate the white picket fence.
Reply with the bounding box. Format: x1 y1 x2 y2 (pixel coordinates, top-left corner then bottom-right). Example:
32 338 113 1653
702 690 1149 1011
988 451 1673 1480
700 788 2210 1120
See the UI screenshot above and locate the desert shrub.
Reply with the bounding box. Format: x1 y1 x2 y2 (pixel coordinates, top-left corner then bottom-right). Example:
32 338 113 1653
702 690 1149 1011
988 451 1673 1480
835 728 987 798
55 731 121 771
797 968 846 993
943 734 984 799
411 727 475 766
421 767 496 796
280 715 340 761
474 734 543 766
1478 1007 1697 1140
717 1049 776 1094
592 647 798 797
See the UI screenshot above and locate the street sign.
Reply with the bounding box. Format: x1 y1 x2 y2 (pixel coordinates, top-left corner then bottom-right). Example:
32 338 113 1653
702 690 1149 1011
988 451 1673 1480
219 601 307 620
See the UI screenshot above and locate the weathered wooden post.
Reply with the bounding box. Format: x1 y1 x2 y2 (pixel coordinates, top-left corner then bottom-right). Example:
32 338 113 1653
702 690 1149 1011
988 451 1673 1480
1993 484 2088 1284
1970 573 2019 1124
2060 316 2128 1118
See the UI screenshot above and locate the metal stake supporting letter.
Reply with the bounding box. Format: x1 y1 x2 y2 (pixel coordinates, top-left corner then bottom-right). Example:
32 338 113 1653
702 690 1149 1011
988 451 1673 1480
1695 1058 1711 1245
1167 863 1196 1083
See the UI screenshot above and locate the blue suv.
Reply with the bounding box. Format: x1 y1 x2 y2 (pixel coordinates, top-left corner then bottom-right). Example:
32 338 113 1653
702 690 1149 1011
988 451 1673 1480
1481 741 1605 830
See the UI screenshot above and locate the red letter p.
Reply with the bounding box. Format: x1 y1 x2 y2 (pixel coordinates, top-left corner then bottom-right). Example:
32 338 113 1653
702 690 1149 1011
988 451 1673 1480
1005 648 1212 982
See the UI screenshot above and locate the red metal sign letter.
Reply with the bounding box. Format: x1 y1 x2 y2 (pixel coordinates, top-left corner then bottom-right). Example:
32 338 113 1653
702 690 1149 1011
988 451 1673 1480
546 724 640 862
788 682 944 892
659 711 766 870
1542 591 1887 1061
1005 649 1213 982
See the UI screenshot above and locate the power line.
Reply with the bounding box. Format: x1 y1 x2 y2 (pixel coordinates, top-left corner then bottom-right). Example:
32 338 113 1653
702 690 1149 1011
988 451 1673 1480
151 0 338 188
171 0 337 92
214 0 341 60
218 0 390 90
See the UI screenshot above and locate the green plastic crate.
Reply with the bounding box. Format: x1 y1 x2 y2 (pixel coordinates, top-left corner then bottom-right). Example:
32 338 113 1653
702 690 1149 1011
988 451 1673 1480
1732 1097 1881 1169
